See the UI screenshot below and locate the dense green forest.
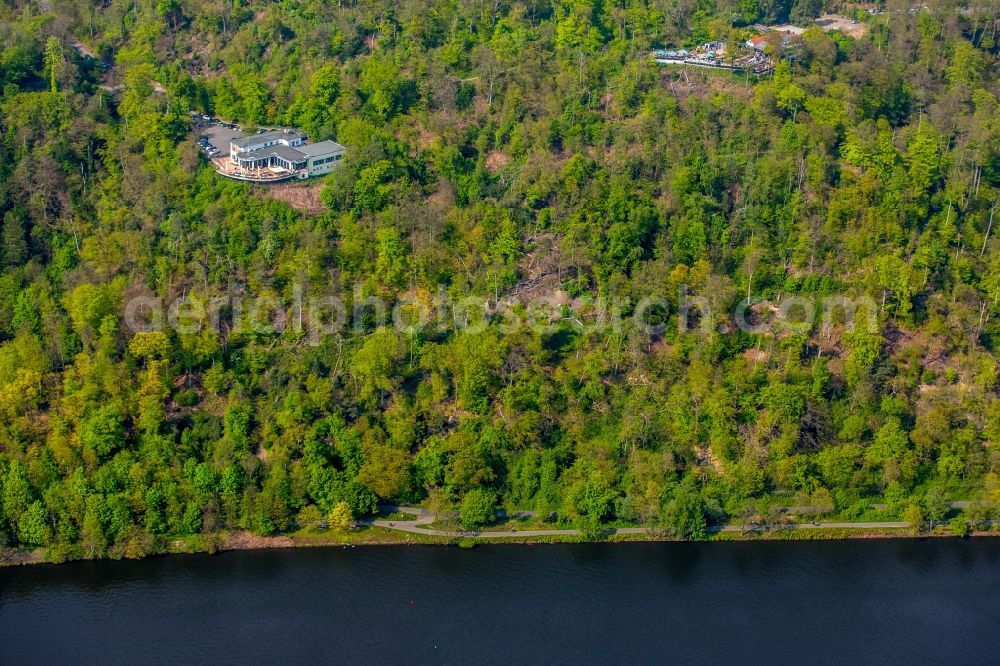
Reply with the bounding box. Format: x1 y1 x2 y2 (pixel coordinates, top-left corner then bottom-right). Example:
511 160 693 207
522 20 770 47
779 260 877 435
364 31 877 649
0 0 999 560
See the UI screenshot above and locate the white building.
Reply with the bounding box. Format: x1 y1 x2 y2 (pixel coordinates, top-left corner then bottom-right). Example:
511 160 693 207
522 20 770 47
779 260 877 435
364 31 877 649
220 129 346 182
297 140 347 178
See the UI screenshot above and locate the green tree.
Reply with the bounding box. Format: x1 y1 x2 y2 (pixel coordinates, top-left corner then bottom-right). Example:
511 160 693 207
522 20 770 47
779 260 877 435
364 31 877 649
353 161 394 214
376 227 408 287
224 403 254 454
43 37 63 93
17 501 51 546
460 487 496 529
661 479 708 539
923 488 949 528
2 211 28 267
351 328 401 406
64 283 119 348
328 501 354 531
902 503 925 534
569 471 617 526
358 55 411 120
79 405 127 460
2 461 32 524
289 64 341 138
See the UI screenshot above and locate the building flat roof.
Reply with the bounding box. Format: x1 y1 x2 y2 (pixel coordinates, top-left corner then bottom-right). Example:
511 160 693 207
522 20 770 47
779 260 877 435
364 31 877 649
297 140 346 157
238 143 307 163
770 24 805 35
231 129 305 149
269 144 307 162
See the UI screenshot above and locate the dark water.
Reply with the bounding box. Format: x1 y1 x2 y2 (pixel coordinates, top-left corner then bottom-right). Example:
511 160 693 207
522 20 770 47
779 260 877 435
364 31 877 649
2 539 999 664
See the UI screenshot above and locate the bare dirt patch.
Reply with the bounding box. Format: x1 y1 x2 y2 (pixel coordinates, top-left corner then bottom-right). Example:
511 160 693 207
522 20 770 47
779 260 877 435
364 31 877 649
263 181 328 215
223 531 296 551
662 68 756 102
485 150 511 174
414 126 437 150
0 547 45 566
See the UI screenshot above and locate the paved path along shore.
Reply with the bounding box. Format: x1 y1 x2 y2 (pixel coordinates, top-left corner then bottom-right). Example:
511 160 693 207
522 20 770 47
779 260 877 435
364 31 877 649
365 507 913 539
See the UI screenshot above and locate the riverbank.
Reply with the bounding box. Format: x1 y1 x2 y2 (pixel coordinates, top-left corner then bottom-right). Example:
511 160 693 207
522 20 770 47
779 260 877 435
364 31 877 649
2 515 995 567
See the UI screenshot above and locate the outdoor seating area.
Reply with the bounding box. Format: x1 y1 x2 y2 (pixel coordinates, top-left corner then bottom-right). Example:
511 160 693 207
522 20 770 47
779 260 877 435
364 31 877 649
209 157 298 182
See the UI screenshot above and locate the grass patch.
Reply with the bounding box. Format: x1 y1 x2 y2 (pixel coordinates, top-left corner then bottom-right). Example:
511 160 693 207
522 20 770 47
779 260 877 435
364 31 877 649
378 511 419 522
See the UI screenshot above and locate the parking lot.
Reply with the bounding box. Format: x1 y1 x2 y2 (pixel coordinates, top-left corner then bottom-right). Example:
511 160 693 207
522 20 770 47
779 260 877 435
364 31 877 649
816 14 868 38
192 117 244 158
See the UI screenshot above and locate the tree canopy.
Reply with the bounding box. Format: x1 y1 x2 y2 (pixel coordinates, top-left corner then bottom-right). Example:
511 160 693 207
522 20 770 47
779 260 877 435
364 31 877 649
0 0 999 560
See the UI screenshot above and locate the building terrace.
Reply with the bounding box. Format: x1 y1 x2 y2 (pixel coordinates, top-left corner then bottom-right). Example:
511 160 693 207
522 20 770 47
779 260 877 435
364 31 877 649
196 119 345 182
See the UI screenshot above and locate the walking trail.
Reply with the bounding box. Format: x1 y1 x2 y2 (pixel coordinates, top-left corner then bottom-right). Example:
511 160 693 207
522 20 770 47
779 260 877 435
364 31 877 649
365 506 915 539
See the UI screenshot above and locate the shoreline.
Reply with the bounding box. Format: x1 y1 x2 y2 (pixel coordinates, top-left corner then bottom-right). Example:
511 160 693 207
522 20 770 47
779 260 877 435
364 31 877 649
2 522 995 568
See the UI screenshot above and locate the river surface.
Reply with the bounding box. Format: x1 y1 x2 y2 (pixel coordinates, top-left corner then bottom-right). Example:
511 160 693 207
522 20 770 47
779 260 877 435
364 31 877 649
2 539 999 663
